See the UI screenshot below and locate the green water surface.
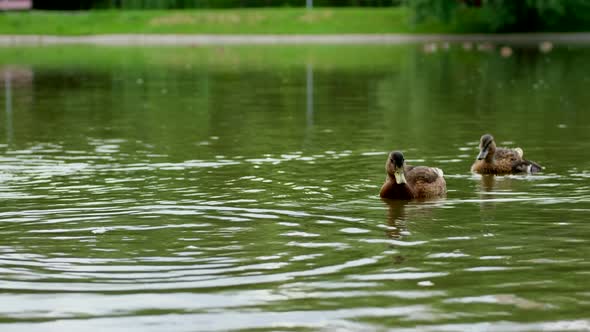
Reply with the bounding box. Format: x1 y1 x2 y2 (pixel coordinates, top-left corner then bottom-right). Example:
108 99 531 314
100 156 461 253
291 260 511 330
0 44 589 331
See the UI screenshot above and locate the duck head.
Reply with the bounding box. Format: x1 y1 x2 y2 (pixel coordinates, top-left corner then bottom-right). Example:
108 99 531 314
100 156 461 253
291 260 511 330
386 151 407 184
477 134 496 160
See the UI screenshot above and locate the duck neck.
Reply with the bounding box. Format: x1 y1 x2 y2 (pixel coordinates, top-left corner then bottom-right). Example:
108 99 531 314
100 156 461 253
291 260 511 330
485 146 496 163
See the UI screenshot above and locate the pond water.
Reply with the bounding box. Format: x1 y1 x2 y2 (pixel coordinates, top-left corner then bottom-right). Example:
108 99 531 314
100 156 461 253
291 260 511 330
1 43 590 331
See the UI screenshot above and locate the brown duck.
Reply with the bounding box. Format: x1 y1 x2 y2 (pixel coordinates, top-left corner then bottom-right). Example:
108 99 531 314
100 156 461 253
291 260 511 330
471 134 543 174
380 151 447 200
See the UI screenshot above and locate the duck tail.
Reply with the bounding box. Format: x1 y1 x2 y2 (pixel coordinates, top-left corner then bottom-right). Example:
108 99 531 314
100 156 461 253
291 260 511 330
528 161 543 173
513 160 544 173
433 167 444 178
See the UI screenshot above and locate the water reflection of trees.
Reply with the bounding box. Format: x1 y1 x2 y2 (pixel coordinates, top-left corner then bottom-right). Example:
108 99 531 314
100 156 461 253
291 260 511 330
3 45 590 158
1 66 33 146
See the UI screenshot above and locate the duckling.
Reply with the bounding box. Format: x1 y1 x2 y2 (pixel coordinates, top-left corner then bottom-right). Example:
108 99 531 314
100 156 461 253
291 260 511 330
380 151 447 200
471 134 543 174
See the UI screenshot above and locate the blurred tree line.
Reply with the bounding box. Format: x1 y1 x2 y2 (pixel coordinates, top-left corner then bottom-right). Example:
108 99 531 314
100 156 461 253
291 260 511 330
33 0 402 10
30 0 590 32
409 0 590 32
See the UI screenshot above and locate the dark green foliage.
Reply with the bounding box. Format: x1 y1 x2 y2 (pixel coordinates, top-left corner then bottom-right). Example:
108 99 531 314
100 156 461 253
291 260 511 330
33 0 94 9
33 0 403 10
407 0 590 32
408 0 458 23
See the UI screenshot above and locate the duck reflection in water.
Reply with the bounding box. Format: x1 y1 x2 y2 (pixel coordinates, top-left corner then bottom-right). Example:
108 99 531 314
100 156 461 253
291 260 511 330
480 174 497 194
476 174 520 217
382 199 409 239
382 198 445 264
382 198 446 239
478 174 500 211
478 173 521 195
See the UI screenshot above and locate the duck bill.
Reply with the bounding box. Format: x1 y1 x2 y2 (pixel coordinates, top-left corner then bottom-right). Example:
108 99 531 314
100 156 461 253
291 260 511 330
477 148 489 160
394 171 407 184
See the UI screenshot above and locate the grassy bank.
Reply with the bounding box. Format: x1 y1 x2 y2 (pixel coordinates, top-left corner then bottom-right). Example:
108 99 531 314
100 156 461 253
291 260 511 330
0 7 481 35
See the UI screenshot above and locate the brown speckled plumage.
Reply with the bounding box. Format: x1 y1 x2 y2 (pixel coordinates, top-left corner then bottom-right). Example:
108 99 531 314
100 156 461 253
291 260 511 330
380 151 446 200
471 134 543 175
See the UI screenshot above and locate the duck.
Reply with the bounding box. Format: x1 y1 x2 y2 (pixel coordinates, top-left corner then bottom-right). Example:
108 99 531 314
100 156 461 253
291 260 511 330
380 151 447 200
471 134 543 174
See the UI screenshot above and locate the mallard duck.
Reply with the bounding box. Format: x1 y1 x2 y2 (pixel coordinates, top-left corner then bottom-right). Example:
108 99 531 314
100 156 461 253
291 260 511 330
380 151 447 200
471 134 543 174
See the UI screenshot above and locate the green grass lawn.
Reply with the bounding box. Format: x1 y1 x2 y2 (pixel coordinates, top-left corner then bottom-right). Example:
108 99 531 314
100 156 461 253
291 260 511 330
0 7 481 35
